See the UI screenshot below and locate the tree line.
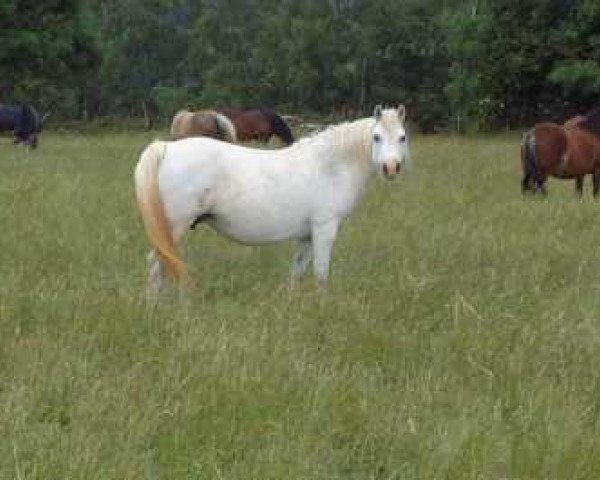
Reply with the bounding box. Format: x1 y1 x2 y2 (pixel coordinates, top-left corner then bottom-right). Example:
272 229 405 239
2 0 599 131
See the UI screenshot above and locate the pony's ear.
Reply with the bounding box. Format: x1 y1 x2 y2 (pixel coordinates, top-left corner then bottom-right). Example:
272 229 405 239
373 105 383 120
397 105 406 122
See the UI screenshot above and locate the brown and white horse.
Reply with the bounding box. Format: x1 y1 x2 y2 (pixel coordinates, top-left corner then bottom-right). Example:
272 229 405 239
170 109 237 143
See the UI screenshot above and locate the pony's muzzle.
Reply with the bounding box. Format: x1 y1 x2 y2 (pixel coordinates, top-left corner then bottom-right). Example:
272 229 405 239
382 160 401 179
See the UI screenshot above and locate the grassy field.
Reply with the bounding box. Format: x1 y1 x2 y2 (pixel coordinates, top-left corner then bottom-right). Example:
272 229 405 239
1 129 600 479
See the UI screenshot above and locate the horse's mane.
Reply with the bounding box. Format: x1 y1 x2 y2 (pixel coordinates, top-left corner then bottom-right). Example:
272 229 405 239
577 106 600 136
292 117 374 165
260 107 294 144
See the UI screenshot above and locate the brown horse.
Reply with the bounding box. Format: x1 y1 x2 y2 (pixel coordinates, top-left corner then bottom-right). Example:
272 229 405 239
521 108 600 196
217 107 294 145
170 109 237 142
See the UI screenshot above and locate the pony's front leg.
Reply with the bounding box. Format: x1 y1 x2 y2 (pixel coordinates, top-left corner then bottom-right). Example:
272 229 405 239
575 176 584 197
290 238 312 287
593 171 600 198
311 222 339 289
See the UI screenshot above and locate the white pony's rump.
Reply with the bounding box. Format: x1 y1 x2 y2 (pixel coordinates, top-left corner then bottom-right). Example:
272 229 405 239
134 105 409 294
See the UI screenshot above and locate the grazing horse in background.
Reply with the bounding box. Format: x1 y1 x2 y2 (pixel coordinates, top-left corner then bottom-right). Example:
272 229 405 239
521 108 600 196
217 107 294 145
170 109 237 143
135 105 409 294
0 104 43 148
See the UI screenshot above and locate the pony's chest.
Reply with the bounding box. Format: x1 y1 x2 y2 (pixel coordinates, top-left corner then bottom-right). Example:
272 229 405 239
316 165 367 216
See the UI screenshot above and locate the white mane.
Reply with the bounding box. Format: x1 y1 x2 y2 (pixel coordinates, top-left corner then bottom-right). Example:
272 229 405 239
290 117 376 167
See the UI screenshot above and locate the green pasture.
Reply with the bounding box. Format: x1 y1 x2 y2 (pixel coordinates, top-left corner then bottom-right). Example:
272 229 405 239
1 130 600 479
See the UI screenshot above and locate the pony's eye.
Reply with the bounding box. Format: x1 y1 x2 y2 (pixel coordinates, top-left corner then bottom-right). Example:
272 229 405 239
373 134 381 143
399 135 406 143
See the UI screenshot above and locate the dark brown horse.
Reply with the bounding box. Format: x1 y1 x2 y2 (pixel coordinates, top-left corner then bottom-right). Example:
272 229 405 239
217 107 294 145
521 108 600 196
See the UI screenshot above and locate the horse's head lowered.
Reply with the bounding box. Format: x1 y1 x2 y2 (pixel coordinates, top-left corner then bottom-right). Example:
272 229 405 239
371 105 408 179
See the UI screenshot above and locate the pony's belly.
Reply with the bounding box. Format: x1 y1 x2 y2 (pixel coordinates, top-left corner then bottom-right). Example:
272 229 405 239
210 214 311 245
209 180 315 243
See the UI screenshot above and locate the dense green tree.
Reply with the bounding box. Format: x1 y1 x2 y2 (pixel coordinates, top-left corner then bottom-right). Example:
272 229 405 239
89 0 200 124
186 0 266 107
446 0 593 130
3 0 600 130
360 0 449 130
185 0 449 127
0 0 99 116
548 1 600 108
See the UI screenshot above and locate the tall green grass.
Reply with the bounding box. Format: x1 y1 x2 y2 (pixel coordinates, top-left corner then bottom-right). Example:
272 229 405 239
1 131 599 479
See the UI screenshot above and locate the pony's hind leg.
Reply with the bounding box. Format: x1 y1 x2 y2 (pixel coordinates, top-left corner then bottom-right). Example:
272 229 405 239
575 176 584 197
536 176 548 195
522 174 547 196
521 172 532 194
147 250 167 295
146 219 196 295
151 181 217 291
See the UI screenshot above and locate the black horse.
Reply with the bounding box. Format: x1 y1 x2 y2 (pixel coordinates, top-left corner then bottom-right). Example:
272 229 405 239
0 104 43 148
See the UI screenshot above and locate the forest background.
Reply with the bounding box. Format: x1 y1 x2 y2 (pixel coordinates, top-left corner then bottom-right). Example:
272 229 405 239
2 0 600 132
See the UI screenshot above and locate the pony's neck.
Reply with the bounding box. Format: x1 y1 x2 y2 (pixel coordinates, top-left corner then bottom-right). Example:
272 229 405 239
312 117 375 174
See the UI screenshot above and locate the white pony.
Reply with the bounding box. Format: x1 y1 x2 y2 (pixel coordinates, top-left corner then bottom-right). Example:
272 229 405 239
135 105 409 293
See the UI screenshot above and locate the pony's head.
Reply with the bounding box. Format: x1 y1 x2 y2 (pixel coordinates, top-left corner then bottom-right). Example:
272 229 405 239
371 105 408 179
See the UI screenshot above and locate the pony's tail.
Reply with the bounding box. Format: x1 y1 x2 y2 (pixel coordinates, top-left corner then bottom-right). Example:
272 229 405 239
522 130 543 191
262 108 294 145
134 141 186 280
214 113 237 143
